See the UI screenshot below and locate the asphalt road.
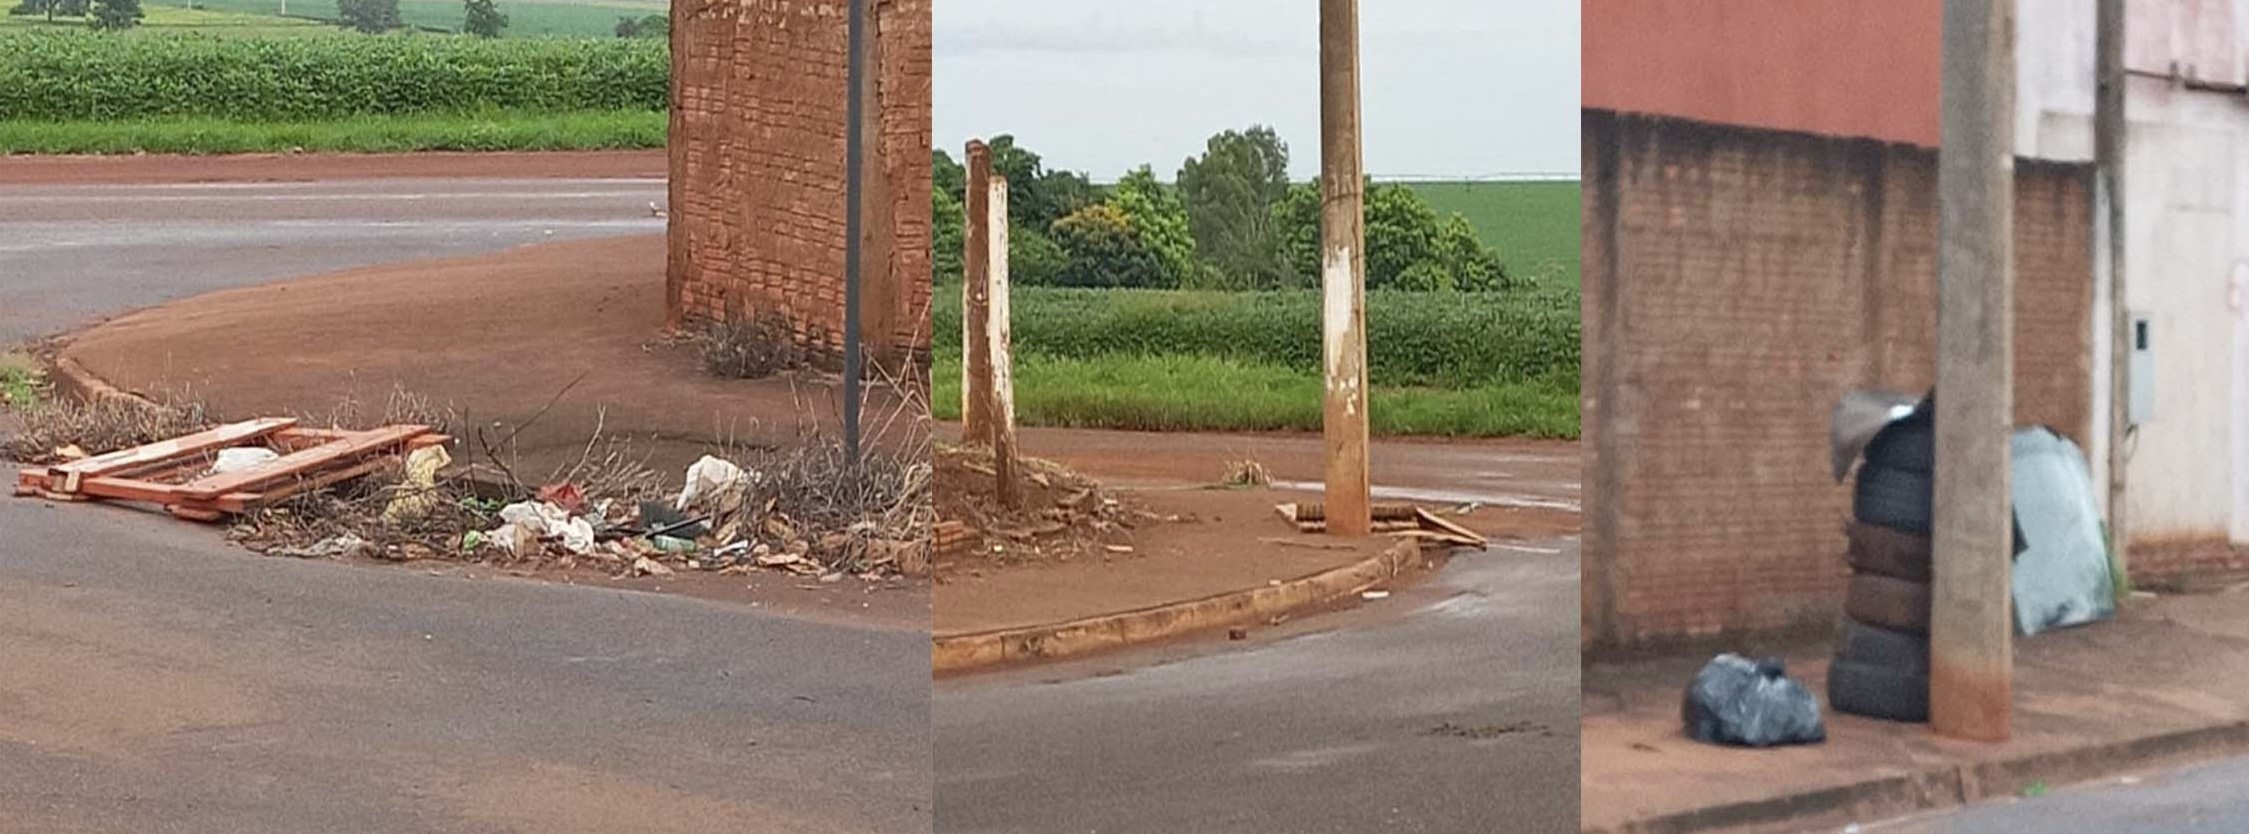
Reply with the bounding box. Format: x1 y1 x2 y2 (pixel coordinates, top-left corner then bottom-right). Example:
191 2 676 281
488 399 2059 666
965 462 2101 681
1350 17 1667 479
1864 755 2249 834
0 177 666 343
0 172 927 832
933 540 1582 834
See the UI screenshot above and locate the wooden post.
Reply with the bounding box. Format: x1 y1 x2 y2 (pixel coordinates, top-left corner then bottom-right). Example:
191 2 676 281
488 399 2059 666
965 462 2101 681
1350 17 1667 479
1931 0 2015 743
988 176 1022 510
962 140 995 445
1319 0 1371 537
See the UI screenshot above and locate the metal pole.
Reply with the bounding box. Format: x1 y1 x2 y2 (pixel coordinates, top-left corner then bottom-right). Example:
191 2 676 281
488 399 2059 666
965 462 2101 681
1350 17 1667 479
1931 0 2016 743
1318 0 1371 537
2095 0 2128 578
962 141 995 445
841 0 866 465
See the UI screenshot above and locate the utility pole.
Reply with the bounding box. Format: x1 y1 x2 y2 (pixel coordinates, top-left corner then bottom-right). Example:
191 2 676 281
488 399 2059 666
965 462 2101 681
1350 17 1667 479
987 175 1022 510
961 141 995 446
1318 0 1371 537
1931 0 2016 743
2095 0 2128 576
840 0 867 465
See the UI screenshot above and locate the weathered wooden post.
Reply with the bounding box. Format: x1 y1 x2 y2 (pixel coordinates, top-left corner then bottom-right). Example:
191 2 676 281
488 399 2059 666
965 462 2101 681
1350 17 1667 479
962 140 996 444
987 174 1022 510
1319 0 1371 537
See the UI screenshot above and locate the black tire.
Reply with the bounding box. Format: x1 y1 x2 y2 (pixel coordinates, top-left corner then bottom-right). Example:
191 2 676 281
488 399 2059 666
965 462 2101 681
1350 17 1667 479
1854 463 1932 534
1843 574 1931 634
1834 617 1929 676
1828 660 1930 722
1863 418 1935 474
1844 521 1932 583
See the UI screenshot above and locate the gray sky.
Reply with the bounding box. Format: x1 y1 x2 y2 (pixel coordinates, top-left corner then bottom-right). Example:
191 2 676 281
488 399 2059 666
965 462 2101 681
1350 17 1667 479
933 0 1580 182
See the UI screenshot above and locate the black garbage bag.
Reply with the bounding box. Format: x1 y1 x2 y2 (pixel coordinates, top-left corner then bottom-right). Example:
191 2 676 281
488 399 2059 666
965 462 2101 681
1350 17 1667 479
1681 654 1827 747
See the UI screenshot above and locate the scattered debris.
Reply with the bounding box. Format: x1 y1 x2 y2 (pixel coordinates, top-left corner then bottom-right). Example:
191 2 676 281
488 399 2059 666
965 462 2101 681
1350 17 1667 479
1273 502 1489 548
1361 589 1391 601
632 556 674 577
212 446 280 474
273 533 371 560
1426 721 1545 740
935 442 1141 574
1218 458 1271 488
14 418 447 521
380 445 452 523
1682 654 1826 748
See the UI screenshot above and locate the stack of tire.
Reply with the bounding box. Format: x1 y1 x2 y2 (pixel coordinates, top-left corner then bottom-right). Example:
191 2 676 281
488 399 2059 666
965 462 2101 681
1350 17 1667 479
1831 410 1935 723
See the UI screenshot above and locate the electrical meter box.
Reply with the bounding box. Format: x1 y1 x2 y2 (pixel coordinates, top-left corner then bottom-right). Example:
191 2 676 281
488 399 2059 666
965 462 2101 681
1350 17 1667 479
2128 313 2153 425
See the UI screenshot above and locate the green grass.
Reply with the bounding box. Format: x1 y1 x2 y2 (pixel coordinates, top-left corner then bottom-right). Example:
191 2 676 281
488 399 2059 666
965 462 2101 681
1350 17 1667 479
0 358 41 411
934 285 1580 390
933 353 1578 439
1406 180 1581 289
144 0 665 37
0 109 664 153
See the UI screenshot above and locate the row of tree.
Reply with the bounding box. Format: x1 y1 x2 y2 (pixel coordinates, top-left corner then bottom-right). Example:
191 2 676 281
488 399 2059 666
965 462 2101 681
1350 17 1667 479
8 0 143 30
934 127 1510 292
336 0 503 37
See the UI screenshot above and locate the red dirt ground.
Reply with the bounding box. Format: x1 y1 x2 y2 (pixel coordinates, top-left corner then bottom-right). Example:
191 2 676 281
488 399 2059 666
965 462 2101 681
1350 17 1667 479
0 150 666 185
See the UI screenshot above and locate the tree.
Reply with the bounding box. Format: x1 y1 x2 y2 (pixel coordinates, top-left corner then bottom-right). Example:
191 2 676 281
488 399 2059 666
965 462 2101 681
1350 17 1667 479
1050 204 1168 289
56 0 85 14
612 15 638 37
1273 179 1512 291
980 135 1096 232
462 0 505 38
933 185 964 285
635 12 665 37
1108 166 1196 287
88 0 138 30
1178 126 1292 289
337 0 399 33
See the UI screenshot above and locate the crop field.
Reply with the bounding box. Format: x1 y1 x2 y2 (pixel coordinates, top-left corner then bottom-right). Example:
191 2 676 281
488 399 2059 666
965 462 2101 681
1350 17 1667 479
0 4 329 35
933 284 1582 438
142 0 665 37
1405 180 1581 289
0 29 665 152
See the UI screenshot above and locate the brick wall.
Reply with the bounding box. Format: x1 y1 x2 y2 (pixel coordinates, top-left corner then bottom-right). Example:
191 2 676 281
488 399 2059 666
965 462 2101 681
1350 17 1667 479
668 0 932 369
1582 111 2094 653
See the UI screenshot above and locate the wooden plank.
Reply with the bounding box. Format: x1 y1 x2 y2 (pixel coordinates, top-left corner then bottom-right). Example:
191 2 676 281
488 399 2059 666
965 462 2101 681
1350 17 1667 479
51 418 296 480
213 454 403 512
73 477 191 506
176 425 428 501
1413 507 1488 547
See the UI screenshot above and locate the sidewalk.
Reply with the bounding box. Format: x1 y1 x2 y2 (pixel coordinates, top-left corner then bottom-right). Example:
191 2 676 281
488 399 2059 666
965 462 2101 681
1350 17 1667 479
1582 590 2249 833
58 234 900 482
932 434 1581 670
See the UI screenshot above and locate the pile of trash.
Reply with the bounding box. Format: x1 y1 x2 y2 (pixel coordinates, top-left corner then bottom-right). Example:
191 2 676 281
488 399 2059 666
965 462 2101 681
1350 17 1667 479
933 443 1148 574
240 448 930 581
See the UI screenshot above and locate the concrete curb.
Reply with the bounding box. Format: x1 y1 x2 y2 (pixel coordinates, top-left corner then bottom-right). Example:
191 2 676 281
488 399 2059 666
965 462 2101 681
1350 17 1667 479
1588 719 2249 834
933 538 1426 674
49 355 149 408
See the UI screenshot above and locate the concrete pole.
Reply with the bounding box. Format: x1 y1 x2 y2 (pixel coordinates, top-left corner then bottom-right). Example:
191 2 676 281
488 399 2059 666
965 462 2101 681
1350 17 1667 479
1318 0 1371 537
2095 0 2128 576
961 141 995 445
1931 0 2016 743
988 177 1022 510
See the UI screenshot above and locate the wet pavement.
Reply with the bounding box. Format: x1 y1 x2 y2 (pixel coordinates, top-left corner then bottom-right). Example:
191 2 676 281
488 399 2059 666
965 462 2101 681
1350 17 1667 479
933 540 1581 833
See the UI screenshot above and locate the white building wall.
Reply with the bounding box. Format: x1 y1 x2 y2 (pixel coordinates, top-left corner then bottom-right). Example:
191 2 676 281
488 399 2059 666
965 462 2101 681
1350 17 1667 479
2018 0 2249 545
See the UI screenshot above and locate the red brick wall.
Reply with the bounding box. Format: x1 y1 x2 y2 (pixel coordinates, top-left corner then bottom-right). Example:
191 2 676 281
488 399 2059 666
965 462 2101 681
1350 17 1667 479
1582 111 2094 653
668 0 932 368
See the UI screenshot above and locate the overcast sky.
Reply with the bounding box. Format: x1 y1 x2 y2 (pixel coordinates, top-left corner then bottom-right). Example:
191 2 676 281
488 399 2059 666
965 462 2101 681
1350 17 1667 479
933 0 1580 182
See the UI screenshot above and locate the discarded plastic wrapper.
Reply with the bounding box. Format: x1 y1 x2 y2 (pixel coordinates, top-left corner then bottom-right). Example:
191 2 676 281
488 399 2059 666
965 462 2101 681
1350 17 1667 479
381 445 452 523
1682 654 1826 748
490 500 596 555
676 455 748 512
212 446 281 474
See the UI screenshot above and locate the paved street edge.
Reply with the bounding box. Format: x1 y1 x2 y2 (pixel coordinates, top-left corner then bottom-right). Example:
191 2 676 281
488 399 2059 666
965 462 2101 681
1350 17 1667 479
1588 719 2249 834
933 538 1425 674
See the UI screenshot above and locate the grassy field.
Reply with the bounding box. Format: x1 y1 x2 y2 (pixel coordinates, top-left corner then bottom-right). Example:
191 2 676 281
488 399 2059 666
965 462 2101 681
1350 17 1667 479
933 354 1578 439
934 285 1581 439
0 4 329 34
141 0 664 37
0 109 663 153
1406 180 1581 289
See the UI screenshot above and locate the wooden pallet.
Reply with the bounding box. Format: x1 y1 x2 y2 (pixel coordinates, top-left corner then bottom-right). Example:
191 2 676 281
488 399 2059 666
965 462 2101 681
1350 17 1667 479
13 418 448 521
